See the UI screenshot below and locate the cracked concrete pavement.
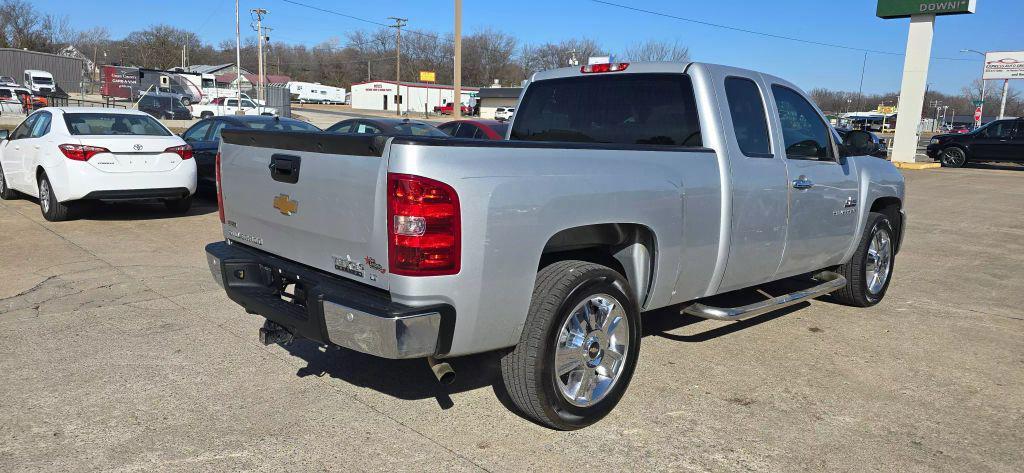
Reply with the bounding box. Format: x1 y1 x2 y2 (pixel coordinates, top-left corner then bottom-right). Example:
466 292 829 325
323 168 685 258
1 166 1022 472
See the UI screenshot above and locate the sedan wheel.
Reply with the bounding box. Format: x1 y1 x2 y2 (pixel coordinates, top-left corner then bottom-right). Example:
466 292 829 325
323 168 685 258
940 147 967 168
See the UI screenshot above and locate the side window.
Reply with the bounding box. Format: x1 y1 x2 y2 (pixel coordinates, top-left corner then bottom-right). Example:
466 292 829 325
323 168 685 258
30 112 51 137
437 123 457 135
10 114 39 140
226 99 238 107
771 85 834 161
455 123 477 138
328 122 353 133
724 77 771 157
241 100 256 108
0 89 11 99
356 123 380 134
982 121 1011 139
473 127 486 139
183 121 213 142
209 122 228 141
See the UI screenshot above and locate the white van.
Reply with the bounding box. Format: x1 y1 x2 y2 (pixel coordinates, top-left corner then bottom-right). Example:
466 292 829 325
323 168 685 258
23 70 55 94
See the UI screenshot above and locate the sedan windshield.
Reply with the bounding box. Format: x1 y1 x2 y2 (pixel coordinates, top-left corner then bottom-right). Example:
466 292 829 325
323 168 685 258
64 113 171 136
243 120 320 132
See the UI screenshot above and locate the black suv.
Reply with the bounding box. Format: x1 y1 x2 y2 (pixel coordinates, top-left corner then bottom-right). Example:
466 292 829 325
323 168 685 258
136 92 192 120
926 118 1024 167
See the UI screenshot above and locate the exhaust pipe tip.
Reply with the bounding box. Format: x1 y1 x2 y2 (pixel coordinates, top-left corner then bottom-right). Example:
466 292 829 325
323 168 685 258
427 356 456 385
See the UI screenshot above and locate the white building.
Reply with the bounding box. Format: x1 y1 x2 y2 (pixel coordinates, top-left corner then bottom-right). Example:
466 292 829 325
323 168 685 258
350 80 478 113
477 87 522 119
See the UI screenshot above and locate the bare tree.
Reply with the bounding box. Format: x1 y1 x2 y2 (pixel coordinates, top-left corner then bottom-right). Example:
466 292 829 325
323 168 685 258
623 39 689 62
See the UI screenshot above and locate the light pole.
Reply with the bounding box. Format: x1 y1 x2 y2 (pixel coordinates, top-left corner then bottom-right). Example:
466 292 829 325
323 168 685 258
961 49 986 127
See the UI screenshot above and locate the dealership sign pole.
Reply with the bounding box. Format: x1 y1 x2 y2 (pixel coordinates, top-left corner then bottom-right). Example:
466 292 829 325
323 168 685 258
878 1 976 163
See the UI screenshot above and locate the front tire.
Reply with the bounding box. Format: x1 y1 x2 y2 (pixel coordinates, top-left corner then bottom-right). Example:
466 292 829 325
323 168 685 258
38 173 72 221
939 147 967 168
500 260 641 430
832 212 895 307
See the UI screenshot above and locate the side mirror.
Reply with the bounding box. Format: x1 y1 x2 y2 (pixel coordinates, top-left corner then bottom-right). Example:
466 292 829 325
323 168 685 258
0 129 8 141
842 130 879 156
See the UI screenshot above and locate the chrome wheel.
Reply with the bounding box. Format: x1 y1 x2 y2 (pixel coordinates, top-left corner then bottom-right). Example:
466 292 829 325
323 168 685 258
554 294 630 407
865 226 892 295
39 178 50 213
940 148 966 167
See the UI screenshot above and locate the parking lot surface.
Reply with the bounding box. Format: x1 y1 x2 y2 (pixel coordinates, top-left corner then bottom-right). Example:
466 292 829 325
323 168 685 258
1 166 1022 472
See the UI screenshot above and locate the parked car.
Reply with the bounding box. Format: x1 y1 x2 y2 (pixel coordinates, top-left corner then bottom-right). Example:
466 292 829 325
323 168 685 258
191 97 277 118
0 76 17 86
437 119 508 140
324 118 447 137
0 107 196 220
0 86 35 114
836 128 887 158
181 115 320 193
205 61 905 430
952 125 971 134
433 103 471 115
201 91 266 106
494 107 515 121
136 92 192 120
926 117 1023 167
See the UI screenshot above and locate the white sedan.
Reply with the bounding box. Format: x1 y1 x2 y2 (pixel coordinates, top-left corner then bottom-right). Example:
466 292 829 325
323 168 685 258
0 107 197 221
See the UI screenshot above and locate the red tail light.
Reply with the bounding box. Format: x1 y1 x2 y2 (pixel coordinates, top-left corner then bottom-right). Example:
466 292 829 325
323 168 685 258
387 173 460 276
59 144 109 161
215 151 225 223
165 144 193 160
581 62 629 73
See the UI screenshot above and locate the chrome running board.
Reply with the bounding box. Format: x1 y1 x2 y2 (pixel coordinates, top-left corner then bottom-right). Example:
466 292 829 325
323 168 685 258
682 271 846 321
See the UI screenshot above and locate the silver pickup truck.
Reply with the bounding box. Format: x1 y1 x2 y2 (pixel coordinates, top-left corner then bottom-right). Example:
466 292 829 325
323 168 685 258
205 61 905 430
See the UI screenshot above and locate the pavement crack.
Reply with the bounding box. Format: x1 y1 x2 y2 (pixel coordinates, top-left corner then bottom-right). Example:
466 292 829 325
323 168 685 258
0 275 57 303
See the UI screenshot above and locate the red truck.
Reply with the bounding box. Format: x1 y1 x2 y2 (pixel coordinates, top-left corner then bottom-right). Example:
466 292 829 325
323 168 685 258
433 103 471 115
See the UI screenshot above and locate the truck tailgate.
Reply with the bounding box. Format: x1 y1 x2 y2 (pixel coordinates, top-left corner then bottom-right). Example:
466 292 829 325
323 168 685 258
218 130 392 290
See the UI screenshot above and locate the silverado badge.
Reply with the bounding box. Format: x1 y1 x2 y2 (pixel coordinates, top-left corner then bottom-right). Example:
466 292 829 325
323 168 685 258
273 194 298 216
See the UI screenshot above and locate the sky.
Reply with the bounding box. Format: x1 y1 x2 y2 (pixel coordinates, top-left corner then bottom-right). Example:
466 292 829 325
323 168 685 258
35 0 1024 95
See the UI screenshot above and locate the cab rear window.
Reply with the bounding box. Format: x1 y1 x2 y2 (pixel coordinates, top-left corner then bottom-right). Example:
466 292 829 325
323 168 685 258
510 73 702 147
63 113 171 136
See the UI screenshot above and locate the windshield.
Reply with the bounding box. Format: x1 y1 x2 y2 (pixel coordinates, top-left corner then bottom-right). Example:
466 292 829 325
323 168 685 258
32 77 53 84
510 73 702 146
392 123 447 137
64 113 171 136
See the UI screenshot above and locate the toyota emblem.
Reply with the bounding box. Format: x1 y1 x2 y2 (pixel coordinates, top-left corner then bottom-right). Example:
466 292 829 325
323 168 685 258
133 144 143 151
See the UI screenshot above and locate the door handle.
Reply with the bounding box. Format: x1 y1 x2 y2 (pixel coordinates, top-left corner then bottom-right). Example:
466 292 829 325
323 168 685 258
269 154 301 184
792 176 814 189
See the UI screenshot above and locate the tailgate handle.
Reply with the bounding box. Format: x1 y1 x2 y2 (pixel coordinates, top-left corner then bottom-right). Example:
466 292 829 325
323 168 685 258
269 154 301 184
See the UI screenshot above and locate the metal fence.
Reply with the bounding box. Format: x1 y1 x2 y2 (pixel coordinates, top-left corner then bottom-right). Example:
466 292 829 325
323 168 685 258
258 84 291 118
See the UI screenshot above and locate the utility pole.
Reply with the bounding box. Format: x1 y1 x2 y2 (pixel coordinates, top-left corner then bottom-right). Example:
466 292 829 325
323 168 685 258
453 0 462 119
234 0 242 108
998 79 1009 119
251 8 269 103
388 17 407 116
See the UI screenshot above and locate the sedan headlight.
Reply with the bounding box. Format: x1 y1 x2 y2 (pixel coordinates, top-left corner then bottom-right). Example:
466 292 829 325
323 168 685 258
929 138 939 145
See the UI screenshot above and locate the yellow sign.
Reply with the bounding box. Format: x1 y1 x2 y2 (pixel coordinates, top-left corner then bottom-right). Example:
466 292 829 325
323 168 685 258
273 194 298 216
876 105 897 114
419 71 436 82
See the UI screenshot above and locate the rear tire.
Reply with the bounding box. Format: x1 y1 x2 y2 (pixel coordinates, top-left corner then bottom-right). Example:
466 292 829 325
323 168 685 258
0 163 18 200
38 173 72 222
164 195 193 214
832 212 895 307
500 260 641 430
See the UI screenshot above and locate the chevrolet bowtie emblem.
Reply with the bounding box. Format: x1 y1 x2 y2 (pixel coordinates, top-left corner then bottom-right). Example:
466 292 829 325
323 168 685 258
273 194 298 216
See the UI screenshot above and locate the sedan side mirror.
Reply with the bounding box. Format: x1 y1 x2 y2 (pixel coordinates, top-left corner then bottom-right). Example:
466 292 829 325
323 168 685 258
0 129 8 141
842 130 879 156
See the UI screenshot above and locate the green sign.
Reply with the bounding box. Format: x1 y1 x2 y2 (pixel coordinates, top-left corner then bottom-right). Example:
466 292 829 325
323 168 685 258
877 0 976 19
972 99 984 106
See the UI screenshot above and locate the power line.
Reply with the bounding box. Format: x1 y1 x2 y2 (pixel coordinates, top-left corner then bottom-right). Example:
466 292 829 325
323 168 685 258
590 0 979 61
